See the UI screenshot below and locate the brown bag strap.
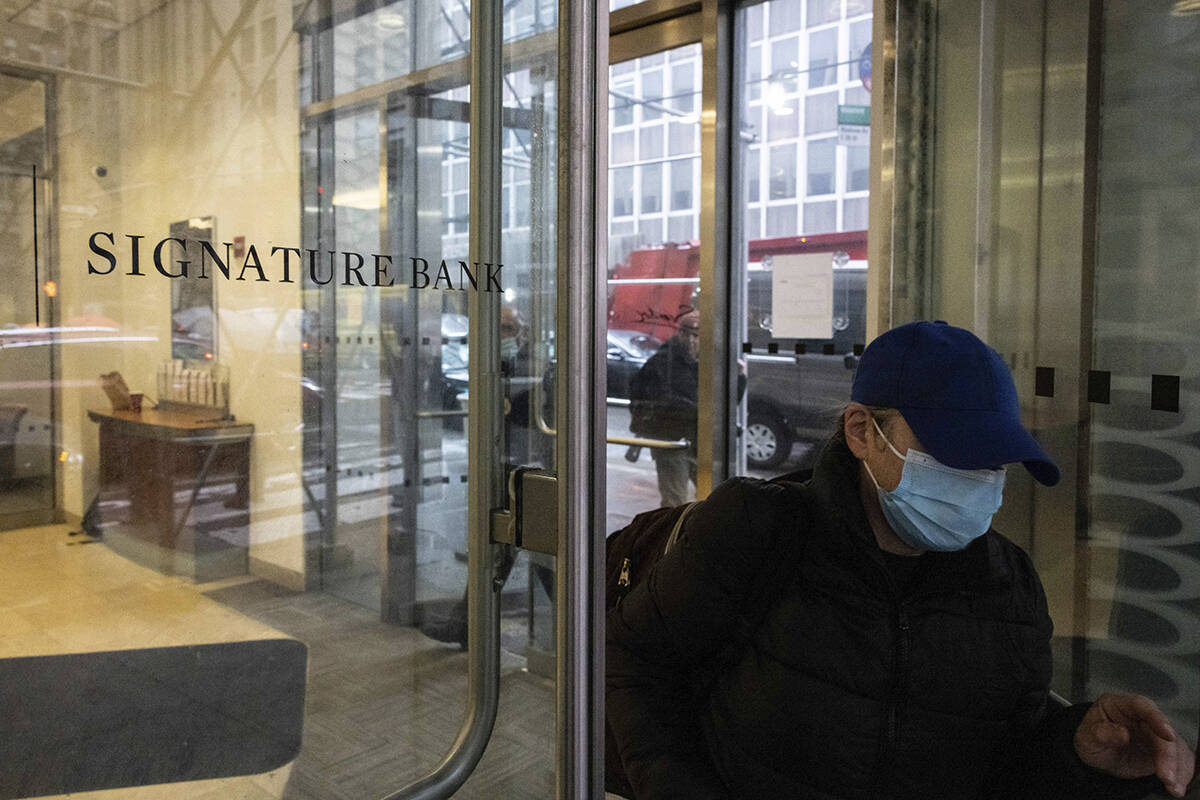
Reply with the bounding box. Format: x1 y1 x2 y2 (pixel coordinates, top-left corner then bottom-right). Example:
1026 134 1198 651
662 501 696 557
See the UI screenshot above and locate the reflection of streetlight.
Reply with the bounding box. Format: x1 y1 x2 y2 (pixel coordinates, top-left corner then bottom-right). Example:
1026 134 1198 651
376 12 408 29
765 76 794 116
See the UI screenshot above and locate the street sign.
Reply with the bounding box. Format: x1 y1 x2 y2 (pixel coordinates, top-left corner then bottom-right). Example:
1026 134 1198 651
838 104 870 146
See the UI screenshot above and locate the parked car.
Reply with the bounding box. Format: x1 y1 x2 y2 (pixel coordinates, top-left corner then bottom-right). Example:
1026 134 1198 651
739 263 867 470
743 352 859 469
605 329 662 399
445 329 663 405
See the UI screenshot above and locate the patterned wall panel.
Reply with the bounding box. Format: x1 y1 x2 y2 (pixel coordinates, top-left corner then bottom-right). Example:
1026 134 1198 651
1086 0 1200 743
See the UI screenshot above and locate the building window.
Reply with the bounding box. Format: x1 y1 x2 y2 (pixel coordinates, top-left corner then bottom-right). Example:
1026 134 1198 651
639 216 664 244
850 18 872 81
769 143 797 199
846 144 869 192
670 160 693 210
806 0 840 26
668 120 695 156
771 37 800 93
804 91 837 135
748 43 763 102
803 199 837 233
766 204 798 236
670 62 695 113
747 146 762 203
769 0 804 34
613 80 635 127
641 69 663 122
641 163 662 214
640 125 664 160
668 213 693 242
746 206 762 239
806 137 835 195
767 99 800 139
807 27 838 89
843 196 869 230
612 130 635 164
613 166 635 217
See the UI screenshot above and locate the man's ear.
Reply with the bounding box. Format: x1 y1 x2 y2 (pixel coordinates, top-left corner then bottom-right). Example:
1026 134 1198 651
843 403 871 460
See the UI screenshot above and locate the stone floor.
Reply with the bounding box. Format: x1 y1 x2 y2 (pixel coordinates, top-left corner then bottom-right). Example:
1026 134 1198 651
0 524 553 800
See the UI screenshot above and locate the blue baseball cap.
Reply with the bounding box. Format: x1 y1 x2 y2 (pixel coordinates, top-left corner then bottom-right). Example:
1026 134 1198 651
850 320 1060 486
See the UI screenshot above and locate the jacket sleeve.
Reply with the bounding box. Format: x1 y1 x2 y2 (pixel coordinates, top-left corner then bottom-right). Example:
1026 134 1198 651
606 477 788 800
981 558 1165 800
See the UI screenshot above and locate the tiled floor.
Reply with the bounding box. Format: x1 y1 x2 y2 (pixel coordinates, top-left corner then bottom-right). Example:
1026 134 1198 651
0 524 554 799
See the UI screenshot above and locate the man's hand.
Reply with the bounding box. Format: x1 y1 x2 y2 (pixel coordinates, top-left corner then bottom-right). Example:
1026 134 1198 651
1073 692 1195 797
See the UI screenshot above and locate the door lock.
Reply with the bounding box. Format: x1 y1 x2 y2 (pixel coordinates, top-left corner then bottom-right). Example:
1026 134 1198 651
489 467 557 556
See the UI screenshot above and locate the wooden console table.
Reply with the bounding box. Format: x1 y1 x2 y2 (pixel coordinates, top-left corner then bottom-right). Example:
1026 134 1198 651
87 408 253 582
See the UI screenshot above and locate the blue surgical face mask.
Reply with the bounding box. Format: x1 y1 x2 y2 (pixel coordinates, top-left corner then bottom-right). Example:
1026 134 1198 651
862 418 1006 552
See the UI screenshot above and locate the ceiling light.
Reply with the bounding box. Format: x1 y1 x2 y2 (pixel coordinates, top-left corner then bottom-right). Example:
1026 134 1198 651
377 12 408 30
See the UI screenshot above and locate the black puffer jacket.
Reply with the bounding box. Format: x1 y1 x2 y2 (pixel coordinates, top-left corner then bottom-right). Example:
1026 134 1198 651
607 439 1163 800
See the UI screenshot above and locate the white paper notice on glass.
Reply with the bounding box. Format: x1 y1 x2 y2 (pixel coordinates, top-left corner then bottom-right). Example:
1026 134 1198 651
771 253 833 339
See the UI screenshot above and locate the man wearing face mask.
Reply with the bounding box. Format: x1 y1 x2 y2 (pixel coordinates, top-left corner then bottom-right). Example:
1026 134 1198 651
607 321 1196 800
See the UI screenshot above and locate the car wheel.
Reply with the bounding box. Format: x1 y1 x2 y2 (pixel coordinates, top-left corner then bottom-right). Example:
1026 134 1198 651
745 414 792 469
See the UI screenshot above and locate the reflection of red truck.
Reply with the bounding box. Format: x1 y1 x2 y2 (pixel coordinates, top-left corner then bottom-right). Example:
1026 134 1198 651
606 242 700 343
606 231 868 343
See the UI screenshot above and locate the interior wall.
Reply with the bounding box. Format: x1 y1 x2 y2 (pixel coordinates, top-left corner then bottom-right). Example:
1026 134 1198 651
54 0 306 586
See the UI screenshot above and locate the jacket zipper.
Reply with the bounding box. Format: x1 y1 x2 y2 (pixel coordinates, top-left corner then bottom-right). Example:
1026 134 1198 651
617 557 632 597
878 604 911 793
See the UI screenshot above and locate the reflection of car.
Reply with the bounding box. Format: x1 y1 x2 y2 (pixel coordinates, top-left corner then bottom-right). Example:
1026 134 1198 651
441 341 469 411
438 329 663 404
744 352 859 469
606 330 662 399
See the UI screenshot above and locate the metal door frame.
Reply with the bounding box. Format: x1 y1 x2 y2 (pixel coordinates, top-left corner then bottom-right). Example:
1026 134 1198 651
0 67 61 532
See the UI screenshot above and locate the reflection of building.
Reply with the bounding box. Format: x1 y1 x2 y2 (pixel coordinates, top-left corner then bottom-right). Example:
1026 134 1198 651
609 43 702 268
607 0 871 273
741 0 871 238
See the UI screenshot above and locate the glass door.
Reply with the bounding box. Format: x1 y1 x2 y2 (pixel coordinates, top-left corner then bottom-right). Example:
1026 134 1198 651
0 73 55 530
